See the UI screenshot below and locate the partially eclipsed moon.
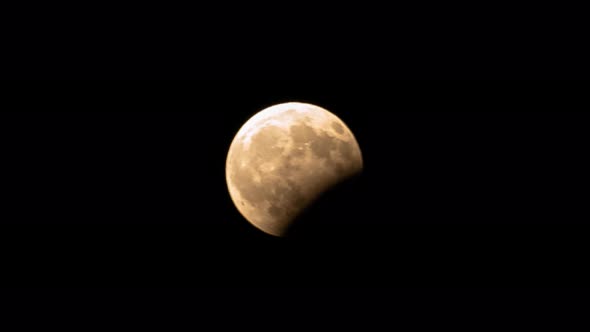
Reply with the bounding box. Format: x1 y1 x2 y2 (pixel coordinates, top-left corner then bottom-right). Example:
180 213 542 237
226 102 363 237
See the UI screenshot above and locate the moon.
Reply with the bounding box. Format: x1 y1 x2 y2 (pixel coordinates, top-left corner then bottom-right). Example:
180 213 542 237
226 102 363 237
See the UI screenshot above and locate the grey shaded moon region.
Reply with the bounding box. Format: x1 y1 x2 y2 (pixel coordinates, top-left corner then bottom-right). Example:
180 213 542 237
226 102 363 237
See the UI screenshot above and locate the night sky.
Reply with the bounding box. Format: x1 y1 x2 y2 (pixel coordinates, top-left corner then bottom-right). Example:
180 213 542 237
3 0 590 328
2 80 588 286
2 81 589 329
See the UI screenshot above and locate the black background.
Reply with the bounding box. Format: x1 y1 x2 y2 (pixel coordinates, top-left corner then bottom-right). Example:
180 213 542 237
3 1 590 328
4 2 589 80
2 81 589 328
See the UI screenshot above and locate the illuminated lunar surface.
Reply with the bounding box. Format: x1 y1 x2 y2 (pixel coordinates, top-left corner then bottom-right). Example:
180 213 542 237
226 102 363 237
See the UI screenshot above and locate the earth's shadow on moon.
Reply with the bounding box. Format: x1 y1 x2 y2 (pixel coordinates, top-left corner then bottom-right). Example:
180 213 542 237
283 172 366 241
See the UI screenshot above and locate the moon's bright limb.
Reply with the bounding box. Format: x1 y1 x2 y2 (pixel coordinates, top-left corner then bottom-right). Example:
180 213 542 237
226 102 363 237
